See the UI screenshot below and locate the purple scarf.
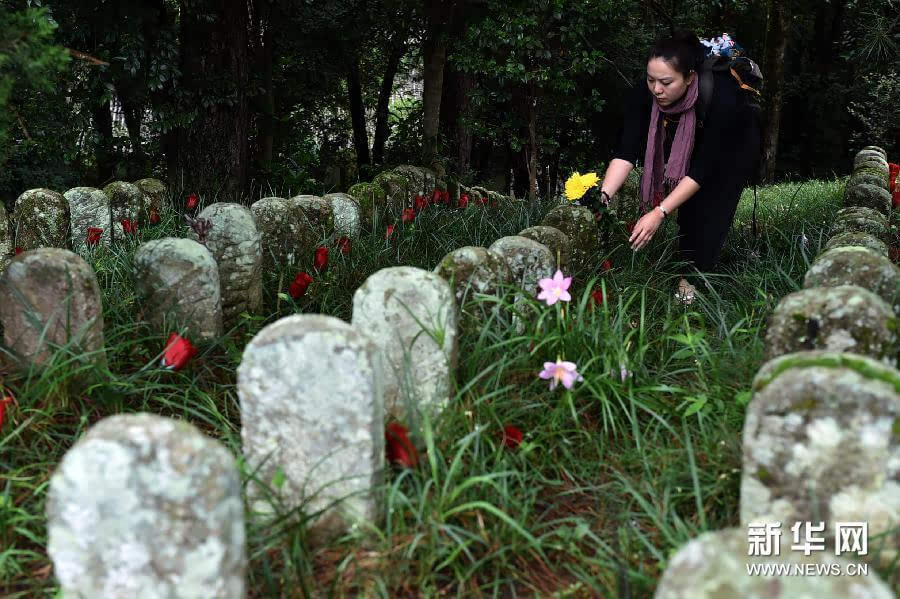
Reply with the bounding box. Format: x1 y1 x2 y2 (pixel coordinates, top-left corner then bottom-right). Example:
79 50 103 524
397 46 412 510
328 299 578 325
640 74 699 212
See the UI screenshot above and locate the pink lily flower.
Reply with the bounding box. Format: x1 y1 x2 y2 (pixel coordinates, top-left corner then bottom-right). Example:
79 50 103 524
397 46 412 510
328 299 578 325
538 358 583 391
537 270 572 306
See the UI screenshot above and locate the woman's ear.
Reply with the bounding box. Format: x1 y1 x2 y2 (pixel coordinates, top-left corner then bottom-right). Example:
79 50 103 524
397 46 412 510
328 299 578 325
687 70 696 85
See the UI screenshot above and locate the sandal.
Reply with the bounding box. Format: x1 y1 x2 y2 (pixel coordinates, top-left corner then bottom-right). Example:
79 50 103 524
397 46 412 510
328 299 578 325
674 282 697 305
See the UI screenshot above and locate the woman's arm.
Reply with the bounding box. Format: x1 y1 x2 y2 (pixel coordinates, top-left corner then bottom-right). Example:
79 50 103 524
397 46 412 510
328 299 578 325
599 158 634 199
629 176 700 251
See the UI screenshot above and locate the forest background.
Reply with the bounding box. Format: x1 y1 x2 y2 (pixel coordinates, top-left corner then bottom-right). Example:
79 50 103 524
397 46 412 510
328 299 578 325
0 0 898 206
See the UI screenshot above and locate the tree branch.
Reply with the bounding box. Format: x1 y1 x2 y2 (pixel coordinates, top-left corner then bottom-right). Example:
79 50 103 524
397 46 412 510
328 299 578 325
66 48 108 66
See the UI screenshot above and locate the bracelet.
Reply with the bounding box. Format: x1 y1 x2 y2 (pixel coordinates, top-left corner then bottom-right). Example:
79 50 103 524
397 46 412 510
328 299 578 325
657 204 668 218
600 190 611 205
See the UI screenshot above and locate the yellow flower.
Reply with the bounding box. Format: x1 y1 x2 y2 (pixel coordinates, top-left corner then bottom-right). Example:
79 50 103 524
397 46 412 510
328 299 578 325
564 171 600 201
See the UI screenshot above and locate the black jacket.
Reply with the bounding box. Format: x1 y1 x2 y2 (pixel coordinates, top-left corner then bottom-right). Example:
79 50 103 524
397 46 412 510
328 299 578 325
614 70 761 189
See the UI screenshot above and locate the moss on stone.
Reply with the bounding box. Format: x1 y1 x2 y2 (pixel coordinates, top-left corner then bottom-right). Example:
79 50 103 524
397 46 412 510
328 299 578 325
753 350 900 394
823 232 888 256
843 183 891 215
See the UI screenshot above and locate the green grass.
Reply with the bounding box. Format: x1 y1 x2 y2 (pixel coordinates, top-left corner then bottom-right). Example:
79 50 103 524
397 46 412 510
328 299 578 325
1 178 896 597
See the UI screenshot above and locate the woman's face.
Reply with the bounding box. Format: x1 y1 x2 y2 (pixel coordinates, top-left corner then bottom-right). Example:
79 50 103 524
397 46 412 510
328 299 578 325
646 57 695 107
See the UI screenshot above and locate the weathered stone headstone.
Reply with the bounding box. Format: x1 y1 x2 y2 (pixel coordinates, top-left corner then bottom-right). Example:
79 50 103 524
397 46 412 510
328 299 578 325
843 182 891 215
46 413 246 598
237 315 384 541
540 204 600 276
823 231 888 257
654 528 893 599
518 225 571 271
12 188 71 251
849 169 890 192
352 267 458 422
394 164 442 194
804 246 900 313
741 351 900 567
433 246 513 309
0 248 105 368
861 145 887 156
854 150 888 169
373 170 413 211
134 178 167 219
251 197 303 267
287 195 334 254
832 206 889 242
0 203 10 271
347 183 386 225
188 203 262 329
104 181 149 240
469 186 490 202
134 237 223 340
65 187 111 249
323 192 361 238
763 285 897 366
488 236 556 297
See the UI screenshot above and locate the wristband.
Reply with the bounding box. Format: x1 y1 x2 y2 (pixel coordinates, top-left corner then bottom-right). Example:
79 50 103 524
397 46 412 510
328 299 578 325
657 204 668 218
600 190 611 205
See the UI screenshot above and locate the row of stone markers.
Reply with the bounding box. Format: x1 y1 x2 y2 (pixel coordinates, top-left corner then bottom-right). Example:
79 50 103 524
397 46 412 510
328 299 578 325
653 146 899 597
0 179 167 261
36 184 610 595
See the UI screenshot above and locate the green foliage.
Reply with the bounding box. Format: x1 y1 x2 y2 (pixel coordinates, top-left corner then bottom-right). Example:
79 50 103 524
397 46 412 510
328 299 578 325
0 6 69 168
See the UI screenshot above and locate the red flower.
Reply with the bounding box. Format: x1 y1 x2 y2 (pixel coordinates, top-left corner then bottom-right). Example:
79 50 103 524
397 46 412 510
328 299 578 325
0 391 16 430
478 196 488 205
385 224 395 238
431 188 441 204
601 259 612 273
86 227 103 246
335 236 351 256
442 190 450 204
313 246 329 271
501 424 523 450
414 195 428 211
14 247 22 255
589 288 607 309
149 208 161 224
121 219 138 235
401 207 417 223
160 333 197 371
289 271 313 298
385 422 418 468
889 163 899 192
186 193 198 211
459 194 469 208
626 221 636 234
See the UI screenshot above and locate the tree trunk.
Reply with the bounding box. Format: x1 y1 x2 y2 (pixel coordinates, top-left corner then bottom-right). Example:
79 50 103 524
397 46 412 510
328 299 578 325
92 98 115 184
456 71 474 177
120 94 144 155
176 0 251 201
527 94 538 202
372 41 406 165
255 0 275 169
422 30 447 166
760 0 788 183
422 0 459 168
347 54 370 170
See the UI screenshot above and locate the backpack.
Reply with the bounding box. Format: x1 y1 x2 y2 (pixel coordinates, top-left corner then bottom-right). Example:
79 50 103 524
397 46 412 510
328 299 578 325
697 34 765 237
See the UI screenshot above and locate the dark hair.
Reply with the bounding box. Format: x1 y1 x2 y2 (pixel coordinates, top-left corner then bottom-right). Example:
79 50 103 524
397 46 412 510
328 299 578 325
648 29 704 77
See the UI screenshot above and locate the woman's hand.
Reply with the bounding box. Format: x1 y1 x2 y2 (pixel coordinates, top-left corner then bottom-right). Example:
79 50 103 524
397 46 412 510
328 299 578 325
629 209 664 251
